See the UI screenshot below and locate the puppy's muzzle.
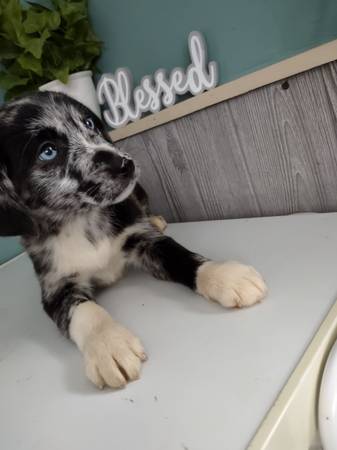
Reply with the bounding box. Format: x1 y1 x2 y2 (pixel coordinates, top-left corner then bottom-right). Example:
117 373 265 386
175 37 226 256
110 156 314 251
93 150 135 177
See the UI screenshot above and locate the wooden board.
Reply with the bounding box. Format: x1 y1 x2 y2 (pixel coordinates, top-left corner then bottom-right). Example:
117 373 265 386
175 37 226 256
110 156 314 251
118 61 337 223
110 39 337 141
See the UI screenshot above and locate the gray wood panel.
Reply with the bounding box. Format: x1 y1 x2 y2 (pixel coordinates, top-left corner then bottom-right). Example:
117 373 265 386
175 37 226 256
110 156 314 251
118 61 337 223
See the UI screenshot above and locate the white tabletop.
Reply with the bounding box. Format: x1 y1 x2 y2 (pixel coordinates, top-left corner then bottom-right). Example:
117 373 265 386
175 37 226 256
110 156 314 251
1 213 337 450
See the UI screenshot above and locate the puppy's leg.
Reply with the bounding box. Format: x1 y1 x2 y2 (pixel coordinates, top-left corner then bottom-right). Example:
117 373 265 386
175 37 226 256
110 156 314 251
132 183 167 232
124 227 267 308
42 281 146 389
149 215 167 232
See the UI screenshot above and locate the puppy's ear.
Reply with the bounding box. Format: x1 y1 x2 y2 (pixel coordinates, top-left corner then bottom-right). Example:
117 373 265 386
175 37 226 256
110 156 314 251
0 165 35 236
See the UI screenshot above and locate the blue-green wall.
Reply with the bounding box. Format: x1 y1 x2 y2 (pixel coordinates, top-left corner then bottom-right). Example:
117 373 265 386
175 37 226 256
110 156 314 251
0 238 22 265
89 0 337 85
1 0 337 263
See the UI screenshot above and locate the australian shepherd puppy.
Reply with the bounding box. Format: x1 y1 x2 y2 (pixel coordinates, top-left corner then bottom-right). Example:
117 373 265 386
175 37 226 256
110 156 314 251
0 92 267 389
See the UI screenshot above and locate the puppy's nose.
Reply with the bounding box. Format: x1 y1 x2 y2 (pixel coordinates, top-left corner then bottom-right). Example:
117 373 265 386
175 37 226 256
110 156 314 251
93 151 134 176
120 156 134 175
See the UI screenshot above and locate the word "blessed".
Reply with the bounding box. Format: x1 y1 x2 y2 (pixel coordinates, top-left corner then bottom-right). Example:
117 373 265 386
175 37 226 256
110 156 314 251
97 31 218 129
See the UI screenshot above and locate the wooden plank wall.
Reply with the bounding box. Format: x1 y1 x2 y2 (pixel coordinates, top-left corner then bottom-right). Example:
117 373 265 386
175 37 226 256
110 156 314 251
118 61 337 223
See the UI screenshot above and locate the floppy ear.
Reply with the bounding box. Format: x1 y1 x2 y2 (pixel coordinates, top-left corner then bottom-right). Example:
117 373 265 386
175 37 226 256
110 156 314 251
0 165 35 236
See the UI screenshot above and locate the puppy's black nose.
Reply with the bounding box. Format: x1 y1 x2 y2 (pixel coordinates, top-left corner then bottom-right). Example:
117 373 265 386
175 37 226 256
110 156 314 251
120 156 134 175
93 151 134 176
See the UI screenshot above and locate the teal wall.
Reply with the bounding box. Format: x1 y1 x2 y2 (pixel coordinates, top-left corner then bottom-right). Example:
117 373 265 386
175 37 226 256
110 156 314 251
1 0 337 264
89 0 337 85
0 238 22 265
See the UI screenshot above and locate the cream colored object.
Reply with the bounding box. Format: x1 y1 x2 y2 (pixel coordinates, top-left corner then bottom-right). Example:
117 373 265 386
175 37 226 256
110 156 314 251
249 300 337 449
318 339 337 450
110 38 337 141
39 70 101 118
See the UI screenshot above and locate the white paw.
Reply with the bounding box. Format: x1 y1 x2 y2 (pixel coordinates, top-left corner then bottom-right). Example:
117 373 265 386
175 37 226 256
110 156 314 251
196 261 267 308
82 321 146 389
70 302 147 389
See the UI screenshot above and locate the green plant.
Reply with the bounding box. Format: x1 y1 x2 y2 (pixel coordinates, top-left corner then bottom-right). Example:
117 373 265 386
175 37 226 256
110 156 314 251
0 0 102 100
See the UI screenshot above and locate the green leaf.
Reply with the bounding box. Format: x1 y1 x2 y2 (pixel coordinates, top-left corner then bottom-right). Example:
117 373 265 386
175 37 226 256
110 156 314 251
47 63 69 84
18 52 42 76
0 0 23 43
0 38 20 59
64 18 90 41
0 71 29 90
23 9 60 34
52 0 87 26
17 28 50 58
68 54 86 71
18 35 44 58
26 2 53 12
5 81 38 100
44 41 62 66
83 41 102 57
6 60 32 77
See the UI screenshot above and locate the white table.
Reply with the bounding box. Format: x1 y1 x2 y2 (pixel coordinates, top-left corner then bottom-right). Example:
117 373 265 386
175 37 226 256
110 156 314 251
1 213 337 450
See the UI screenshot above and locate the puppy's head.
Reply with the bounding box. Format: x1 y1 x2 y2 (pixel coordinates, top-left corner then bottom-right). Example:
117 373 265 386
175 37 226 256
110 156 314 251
0 91 139 236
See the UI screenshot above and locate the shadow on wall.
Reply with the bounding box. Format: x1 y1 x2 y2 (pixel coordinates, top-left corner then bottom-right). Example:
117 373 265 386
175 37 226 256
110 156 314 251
0 93 21 263
0 238 23 265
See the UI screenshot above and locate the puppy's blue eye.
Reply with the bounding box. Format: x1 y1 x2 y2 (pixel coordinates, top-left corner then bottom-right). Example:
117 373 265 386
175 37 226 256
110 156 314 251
84 117 95 130
38 144 58 161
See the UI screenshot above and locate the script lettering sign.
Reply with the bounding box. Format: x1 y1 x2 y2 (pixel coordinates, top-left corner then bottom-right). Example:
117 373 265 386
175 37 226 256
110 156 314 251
97 31 218 129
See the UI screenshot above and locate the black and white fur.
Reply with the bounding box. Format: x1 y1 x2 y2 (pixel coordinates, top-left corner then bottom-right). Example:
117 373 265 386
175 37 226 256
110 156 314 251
0 92 267 389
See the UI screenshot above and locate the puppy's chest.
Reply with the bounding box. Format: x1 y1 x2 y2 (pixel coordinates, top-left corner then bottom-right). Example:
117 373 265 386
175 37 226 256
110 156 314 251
49 219 126 281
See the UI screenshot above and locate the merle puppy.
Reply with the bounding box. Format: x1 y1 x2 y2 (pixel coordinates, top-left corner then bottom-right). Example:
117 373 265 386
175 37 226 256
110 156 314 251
0 92 267 389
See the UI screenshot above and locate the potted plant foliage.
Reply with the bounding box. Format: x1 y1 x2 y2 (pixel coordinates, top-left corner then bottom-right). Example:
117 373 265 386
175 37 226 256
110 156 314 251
0 0 102 116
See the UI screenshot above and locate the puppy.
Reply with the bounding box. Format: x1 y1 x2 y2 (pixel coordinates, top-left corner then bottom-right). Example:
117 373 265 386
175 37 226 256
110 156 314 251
0 92 267 389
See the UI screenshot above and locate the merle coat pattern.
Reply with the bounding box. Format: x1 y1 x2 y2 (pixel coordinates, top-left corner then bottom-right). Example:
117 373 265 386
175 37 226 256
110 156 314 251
0 92 267 389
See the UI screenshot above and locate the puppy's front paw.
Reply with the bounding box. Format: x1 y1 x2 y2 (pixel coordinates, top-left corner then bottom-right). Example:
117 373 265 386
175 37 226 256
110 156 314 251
83 321 147 389
196 261 267 308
